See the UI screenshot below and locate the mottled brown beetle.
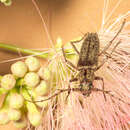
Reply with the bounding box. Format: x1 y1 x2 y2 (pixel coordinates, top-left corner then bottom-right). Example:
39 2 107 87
62 33 106 99
61 19 126 100
30 19 129 105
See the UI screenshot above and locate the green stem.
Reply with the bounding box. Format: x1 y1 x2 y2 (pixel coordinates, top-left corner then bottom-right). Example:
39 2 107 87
0 43 49 59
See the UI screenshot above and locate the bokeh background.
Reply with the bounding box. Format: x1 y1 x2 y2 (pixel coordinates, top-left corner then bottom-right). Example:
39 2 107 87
0 0 129 129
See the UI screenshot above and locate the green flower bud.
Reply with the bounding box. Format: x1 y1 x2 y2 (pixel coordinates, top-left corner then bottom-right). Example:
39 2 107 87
35 96 48 108
24 72 40 88
0 111 9 125
9 93 24 109
8 109 21 121
25 57 40 72
26 101 42 126
0 93 10 125
11 61 28 77
38 67 50 80
28 112 42 127
0 74 16 90
35 80 49 96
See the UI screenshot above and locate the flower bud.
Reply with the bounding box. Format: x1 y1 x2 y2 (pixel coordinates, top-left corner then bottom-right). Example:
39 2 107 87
8 109 21 121
24 72 40 88
35 80 49 96
9 93 24 109
25 57 40 72
11 61 28 77
38 67 50 80
26 101 42 127
35 96 48 108
0 74 16 90
0 111 9 125
28 112 42 127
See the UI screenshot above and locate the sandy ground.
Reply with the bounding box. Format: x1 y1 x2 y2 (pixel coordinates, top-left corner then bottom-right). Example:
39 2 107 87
0 0 129 130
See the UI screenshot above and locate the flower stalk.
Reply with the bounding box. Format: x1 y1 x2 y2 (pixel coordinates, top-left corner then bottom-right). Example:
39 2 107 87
0 43 49 59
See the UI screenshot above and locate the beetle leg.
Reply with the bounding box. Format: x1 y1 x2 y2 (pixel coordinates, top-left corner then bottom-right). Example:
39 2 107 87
94 76 106 101
70 78 78 82
65 78 78 101
96 40 121 70
99 19 126 56
71 33 87 43
62 46 78 70
70 41 80 55
70 33 88 55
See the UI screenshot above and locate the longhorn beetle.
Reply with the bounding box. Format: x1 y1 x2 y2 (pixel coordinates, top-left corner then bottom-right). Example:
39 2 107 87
61 19 126 101
28 19 129 105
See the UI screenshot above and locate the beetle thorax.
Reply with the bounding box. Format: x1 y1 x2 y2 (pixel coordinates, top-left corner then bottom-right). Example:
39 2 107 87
86 69 95 82
78 69 94 84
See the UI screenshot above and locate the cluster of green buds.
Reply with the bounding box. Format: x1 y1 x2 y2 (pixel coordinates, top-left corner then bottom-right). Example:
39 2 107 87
0 0 12 6
0 56 50 128
0 37 78 129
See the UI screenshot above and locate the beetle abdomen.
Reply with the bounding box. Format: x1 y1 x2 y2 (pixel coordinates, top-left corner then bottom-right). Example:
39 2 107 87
77 33 100 67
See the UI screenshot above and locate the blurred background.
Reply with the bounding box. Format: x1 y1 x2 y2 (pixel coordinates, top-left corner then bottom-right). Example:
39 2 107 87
0 0 129 129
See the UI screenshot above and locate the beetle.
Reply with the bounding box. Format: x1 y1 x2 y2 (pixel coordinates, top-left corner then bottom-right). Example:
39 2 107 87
30 19 129 105
61 19 126 100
